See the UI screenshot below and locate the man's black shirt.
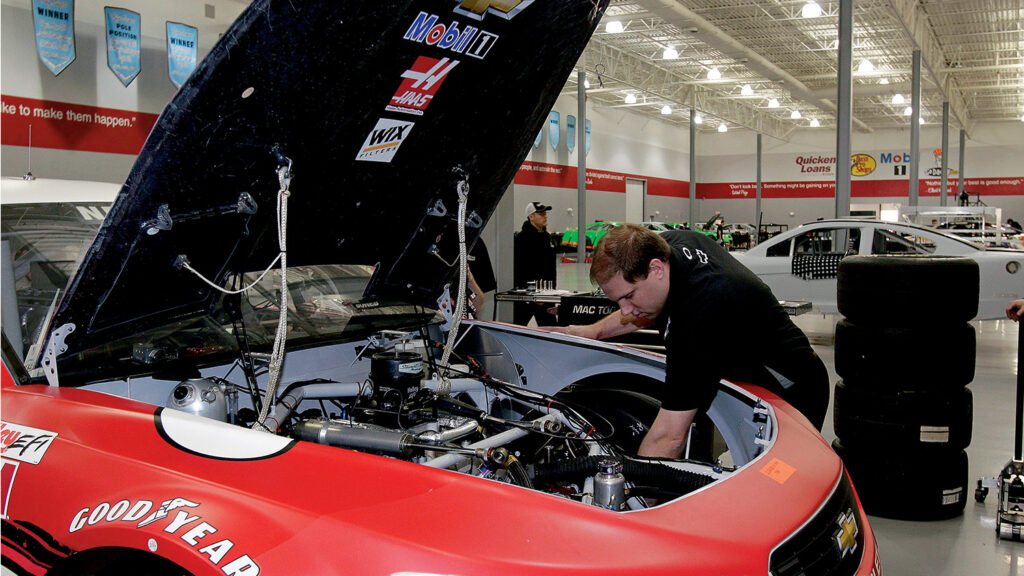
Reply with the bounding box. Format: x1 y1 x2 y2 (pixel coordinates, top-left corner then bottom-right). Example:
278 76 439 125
653 231 821 414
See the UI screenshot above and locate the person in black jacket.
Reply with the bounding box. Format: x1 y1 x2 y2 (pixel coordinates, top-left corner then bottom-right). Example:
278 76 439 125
549 224 829 458
513 201 558 326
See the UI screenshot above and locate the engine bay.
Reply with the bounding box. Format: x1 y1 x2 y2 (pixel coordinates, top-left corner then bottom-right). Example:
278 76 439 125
157 327 733 511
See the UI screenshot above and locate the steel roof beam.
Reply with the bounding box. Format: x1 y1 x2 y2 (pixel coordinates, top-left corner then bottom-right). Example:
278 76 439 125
887 0 974 136
636 0 874 133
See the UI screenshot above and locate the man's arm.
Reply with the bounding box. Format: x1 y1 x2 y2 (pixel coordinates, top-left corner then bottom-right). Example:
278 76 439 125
638 407 698 458
546 310 651 339
1007 298 1024 322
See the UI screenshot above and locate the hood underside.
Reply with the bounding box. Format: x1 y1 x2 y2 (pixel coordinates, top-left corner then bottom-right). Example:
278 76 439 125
48 0 608 359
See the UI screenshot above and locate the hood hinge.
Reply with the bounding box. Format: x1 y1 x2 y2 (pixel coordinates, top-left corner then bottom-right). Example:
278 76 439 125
41 323 75 387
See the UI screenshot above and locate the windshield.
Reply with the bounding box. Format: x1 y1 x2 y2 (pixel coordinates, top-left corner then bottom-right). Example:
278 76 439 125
2 203 439 382
2 202 109 363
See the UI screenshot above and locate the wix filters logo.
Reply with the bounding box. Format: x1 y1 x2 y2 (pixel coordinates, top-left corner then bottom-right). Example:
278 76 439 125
356 118 414 163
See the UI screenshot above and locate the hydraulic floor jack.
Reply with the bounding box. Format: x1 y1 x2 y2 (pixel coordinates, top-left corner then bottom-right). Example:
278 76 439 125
976 320 1024 541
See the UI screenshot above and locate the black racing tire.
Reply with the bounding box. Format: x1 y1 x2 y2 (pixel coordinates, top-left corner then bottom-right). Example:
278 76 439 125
834 320 976 388
832 439 967 520
833 380 973 450
49 548 189 576
837 255 979 325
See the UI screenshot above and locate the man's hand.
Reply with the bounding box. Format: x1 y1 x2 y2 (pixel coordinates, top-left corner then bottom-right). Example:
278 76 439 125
545 324 600 339
1007 299 1024 322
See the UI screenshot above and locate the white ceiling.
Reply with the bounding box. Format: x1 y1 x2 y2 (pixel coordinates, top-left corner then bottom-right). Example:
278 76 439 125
567 0 1024 140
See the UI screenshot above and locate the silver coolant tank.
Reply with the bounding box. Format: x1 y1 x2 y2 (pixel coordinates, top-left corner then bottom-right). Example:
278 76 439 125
593 458 627 511
167 378 229 422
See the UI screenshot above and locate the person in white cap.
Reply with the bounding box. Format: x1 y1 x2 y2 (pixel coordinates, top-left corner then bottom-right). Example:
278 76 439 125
513 201 557 326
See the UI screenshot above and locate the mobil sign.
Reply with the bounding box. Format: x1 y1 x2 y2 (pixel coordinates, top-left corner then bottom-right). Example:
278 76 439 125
878 151 912 163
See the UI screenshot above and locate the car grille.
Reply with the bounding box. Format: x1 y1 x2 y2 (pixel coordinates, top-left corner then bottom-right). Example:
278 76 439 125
769 468 865 576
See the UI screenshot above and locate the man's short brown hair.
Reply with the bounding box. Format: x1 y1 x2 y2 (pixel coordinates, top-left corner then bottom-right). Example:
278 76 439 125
590 223 672 285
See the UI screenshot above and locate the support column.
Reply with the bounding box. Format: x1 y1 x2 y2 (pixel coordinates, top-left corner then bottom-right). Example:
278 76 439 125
576 69 587 281
958 128 966 197
909 49 921 205
834 0 853 217
689 108 697 228
940 101 949 206
756 133 762 227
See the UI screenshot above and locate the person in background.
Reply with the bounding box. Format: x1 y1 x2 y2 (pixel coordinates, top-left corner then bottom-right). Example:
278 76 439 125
548 224 829 459
467 240 496 319
1006 218 1022 233
513 202 558 326
1007 299 1024 322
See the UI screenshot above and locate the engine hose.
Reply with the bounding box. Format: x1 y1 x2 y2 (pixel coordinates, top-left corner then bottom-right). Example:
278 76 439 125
505 457 534 489
531 456 715 496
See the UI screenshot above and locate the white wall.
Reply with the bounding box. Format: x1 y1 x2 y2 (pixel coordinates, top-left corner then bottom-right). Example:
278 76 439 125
1 0 245 182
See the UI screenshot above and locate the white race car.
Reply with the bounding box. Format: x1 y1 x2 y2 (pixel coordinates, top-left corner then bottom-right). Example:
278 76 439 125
732 219 1023 319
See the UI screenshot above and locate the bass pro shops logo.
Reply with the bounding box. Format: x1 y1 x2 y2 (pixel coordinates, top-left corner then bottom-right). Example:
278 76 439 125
356 118 414 163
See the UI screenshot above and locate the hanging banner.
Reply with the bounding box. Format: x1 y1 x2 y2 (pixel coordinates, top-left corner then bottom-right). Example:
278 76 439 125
548 111 559 151
32 0 76 76
585 119 591 156
166 22 198 89
534 128 542 149
105 7 141 87
566 115 576 153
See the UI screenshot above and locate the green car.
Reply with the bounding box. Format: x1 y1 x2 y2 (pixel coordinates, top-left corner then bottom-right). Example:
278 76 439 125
560 221 622 250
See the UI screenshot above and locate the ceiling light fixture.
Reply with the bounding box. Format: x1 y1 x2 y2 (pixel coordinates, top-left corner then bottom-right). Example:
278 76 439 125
810 118 820 127
891 93 905 105
768 98 780 108
605 20 624 33
741 85 754 96
624 93 637 104
879 78 890 85
1020 114 1024 122
661 105 672 115
904 106 913 116
663 47 679 60
707 67 722 80
584 78 590 89
694 113 703 124
791 110 802 119
919 117 925 124
718 123 728 133
801 1 823 18
858 59 875 74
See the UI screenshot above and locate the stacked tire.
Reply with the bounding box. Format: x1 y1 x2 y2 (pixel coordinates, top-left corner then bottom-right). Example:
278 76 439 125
833 255 978 520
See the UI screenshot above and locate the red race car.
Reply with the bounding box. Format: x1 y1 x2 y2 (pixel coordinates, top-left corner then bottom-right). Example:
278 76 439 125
2 1 878 575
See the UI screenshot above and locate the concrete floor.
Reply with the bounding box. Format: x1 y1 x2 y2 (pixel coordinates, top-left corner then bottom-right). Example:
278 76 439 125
539 260 1024 576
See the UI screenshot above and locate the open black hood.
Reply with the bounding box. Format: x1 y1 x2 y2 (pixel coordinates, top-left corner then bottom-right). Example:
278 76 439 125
48 0 607 358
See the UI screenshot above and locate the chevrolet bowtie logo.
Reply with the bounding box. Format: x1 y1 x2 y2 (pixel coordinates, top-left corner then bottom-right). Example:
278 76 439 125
454 0 534 21
835 508 859 559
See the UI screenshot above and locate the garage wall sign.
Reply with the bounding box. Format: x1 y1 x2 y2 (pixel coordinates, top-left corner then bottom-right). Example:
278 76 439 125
105 7 141 87
566 114 576 153
548 111 559 151
166 21 198 89
32 0 76 76
0 95 158 154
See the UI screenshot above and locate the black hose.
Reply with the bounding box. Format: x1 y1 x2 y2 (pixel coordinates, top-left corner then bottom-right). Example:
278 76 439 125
532 456 715 496
506 457 534 489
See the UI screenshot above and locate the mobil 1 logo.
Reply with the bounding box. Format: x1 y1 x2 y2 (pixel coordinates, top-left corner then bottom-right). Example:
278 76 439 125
403 12 498 59
356 118 414 163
